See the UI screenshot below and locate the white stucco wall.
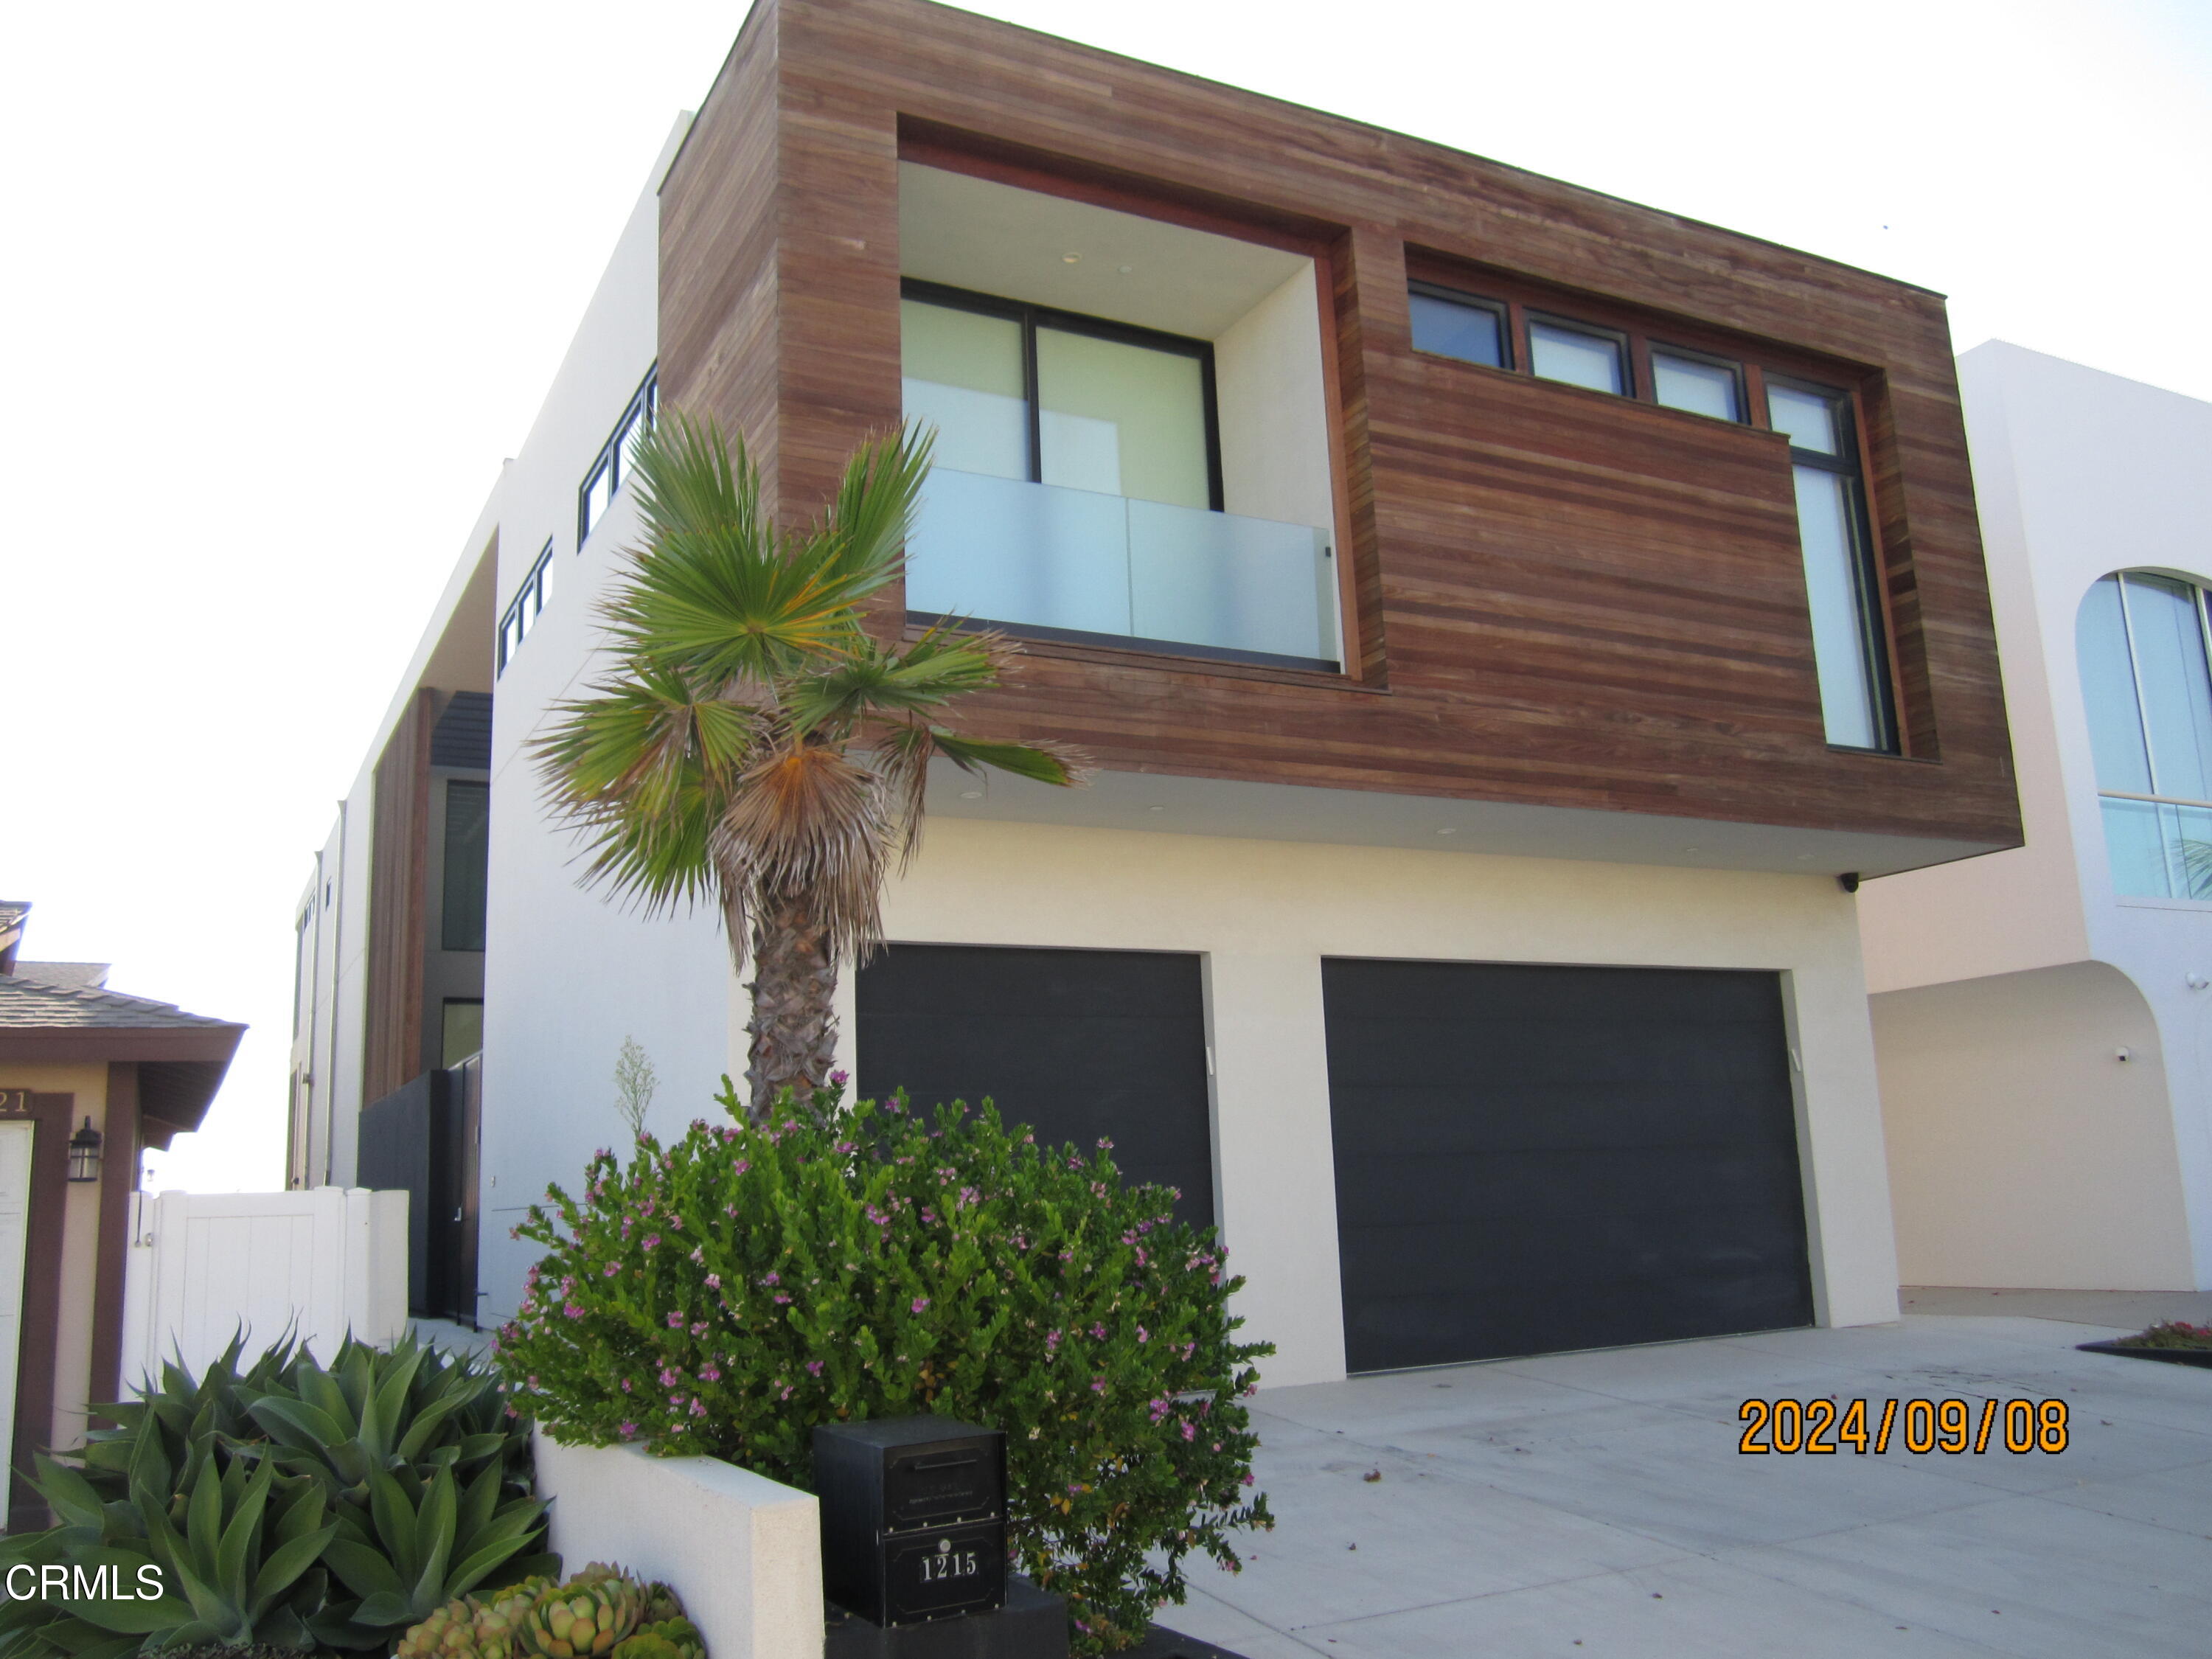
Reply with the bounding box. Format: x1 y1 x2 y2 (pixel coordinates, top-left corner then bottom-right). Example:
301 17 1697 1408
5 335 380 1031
1873 962 2196 1289
872 817 1898 1387
1214 265 1335 535
1857 343 2212 1287
473 119 745 1326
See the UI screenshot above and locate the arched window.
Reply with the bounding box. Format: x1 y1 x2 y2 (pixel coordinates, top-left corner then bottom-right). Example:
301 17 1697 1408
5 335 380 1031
2078 571 2212 898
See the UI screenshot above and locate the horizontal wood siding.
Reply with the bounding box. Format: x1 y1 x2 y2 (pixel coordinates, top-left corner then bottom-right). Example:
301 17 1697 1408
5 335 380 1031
659 0 2017 849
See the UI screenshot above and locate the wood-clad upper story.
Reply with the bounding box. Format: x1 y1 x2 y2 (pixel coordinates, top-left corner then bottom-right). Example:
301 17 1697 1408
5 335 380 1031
658 0 2020 856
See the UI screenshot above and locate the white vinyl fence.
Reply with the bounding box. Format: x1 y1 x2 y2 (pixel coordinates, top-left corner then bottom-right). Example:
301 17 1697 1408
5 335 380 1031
118 1186 408 1385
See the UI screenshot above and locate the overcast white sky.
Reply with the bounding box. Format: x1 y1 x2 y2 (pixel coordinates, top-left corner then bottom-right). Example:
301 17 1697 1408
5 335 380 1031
2 0 2206 1191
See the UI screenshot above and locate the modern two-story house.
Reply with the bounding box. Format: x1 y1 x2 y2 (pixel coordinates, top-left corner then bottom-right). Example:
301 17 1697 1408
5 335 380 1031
1861 343 2212 1296
293 0 2019 1386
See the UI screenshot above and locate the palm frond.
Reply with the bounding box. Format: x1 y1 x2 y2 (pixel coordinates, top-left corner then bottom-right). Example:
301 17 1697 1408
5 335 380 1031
603 416 925 685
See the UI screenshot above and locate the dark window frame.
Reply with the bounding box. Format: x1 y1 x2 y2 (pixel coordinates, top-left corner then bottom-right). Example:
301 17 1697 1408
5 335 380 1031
900 277 1225 512
1646 341 1749 425
495 539 555 675
577 365 660 547
1525 310 1637 398
1766 373 1898 755
1407 280 1514 371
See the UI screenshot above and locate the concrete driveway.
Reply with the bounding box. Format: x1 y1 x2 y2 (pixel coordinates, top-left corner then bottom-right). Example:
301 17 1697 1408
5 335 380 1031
1163 1311 2212 1657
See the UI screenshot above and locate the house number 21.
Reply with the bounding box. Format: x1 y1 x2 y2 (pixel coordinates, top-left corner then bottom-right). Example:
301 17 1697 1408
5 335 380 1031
919 1543 979 1582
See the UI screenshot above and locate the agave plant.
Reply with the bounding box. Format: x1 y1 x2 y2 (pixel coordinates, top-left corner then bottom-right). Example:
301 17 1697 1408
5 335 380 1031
0 1331 548 1659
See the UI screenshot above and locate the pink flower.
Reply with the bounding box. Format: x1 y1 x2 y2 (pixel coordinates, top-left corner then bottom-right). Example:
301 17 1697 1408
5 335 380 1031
1242 1472 1255 1486
1091 1324 1106 1340
773 1293 791 1304
689 1397 708 1417
643 1234 661 1251
1091 1377 1107 1394
830 1069 850 1085
667 1311 685 1329
690 1321 709 1336
660 1367 681 1386
706 1273 721 1290
622 1379 633 1394
603 1263 619 1276
911 1297 929 1313
619 1422 639 1439
700 1366 721 1382
806 1360 824 1377
763 1271 780 1285
563 1303 584 1319
1180 1421 1197 1441
1137 1327 1149 1343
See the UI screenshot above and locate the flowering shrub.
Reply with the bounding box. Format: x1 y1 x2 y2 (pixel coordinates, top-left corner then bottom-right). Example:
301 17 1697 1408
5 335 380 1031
495 1083 1273 1654
2118 1319 2212 1350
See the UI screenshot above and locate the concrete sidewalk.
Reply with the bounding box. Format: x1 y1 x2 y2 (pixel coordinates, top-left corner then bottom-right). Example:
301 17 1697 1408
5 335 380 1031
1164 1314 2212 1658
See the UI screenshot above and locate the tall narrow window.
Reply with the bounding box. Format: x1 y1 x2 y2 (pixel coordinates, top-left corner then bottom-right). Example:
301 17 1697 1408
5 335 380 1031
1769 380 1895 751
441 781 490 951
2078 571 2212 898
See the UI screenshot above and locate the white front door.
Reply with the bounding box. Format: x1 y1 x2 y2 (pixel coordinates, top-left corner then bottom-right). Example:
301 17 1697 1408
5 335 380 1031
0 1120 35 1506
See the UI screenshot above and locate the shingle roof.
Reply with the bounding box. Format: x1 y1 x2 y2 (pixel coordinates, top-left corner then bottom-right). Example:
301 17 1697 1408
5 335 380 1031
0 973 235 1031
12 961 110 991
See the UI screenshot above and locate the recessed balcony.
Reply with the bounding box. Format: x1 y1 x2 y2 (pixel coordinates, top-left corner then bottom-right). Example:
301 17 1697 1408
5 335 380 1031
899 161 1343 674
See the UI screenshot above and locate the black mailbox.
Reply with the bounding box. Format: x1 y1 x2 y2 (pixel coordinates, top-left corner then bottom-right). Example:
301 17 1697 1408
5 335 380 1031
815 1415 1008 1627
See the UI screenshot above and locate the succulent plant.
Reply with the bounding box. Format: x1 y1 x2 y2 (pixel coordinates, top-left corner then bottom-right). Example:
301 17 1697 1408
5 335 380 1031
523 1571 647 1659
469 1577 555 1659
398 1598 481 1659
641 1585 684 1627
612 1616 704 1659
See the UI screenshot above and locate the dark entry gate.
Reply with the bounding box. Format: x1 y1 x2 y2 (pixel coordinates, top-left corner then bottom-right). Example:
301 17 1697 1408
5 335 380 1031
1323 958 1813 1371
855 945 1214 1230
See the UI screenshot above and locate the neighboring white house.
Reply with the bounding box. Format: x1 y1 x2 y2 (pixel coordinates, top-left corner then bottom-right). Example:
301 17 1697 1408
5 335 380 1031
1860 341 2212 1293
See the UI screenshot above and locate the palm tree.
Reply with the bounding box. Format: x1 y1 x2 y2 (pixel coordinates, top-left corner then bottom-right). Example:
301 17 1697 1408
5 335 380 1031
534 412 1085 1119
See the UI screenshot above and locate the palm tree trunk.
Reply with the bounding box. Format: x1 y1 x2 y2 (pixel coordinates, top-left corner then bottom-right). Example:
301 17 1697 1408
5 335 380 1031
742 886 841 1119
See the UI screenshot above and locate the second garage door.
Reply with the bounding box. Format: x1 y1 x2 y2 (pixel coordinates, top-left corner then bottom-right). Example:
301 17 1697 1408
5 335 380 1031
1324 958 1814 1371
855 944 1214 1229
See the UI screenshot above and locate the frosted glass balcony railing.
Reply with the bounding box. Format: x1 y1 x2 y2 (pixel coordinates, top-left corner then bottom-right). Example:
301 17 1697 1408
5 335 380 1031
905 468 1340 667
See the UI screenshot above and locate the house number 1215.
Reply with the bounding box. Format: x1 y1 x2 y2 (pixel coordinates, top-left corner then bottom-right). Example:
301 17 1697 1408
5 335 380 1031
919 1546 978 1582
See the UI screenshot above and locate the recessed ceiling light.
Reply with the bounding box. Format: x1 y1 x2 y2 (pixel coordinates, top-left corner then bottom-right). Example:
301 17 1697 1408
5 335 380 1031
1062 253 1081 264
1117 265 1133 274
1147 804 1165 813
1682 846 1700 853
1435 827 1455 836
959 790 983 800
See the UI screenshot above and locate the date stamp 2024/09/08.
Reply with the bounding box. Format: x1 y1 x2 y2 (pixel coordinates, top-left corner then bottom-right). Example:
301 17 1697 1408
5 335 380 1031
1738 1397 2071 1455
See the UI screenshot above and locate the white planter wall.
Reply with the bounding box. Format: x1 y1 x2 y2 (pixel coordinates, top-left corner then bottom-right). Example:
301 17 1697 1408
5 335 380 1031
532 1431 822 1659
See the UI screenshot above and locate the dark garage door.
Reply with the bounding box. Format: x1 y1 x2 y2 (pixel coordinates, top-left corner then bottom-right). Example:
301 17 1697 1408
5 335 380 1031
1324 959 1813 1371
856 945 1214 1229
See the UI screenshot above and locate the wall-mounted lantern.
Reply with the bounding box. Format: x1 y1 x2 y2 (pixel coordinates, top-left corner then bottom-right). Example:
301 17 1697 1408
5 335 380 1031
67 1117 102 1182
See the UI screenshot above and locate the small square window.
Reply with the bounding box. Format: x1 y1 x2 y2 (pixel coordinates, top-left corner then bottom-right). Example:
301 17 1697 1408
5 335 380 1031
1651 349 1743 422
1528 319 1627 395
1409 288 1509 369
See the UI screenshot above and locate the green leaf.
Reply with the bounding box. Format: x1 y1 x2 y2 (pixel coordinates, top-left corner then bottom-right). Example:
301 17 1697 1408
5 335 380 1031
319 1539 405 1601
212 1458 274 1606
248 1523 338 1621
928 730 1079 786
349 1591 417 1630
32 1456 106 1529
408 1467 457 1609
